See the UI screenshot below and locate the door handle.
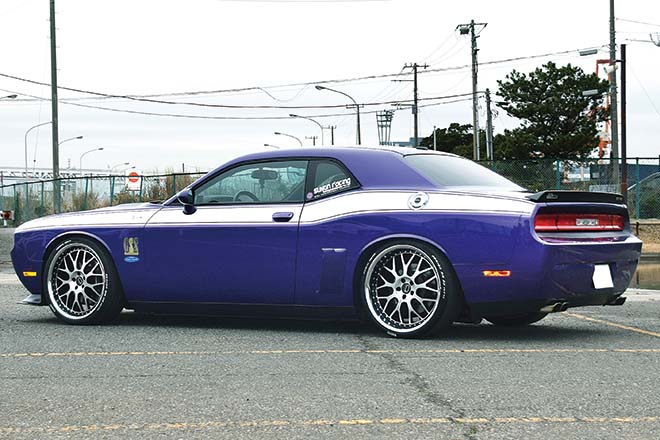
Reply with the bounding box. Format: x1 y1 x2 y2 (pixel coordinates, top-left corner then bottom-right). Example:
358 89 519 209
272 212 294 223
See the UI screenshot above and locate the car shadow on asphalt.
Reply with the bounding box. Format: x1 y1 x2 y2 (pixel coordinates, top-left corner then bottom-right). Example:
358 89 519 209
18 309 606 341
74 311 607 342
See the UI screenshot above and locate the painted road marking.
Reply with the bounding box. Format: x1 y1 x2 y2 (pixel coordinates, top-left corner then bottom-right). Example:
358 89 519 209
0 416 657 434
564 312 660 338
1 348 660 359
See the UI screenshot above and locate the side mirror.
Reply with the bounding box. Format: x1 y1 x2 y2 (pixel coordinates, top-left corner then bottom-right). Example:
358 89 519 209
177 189 196 215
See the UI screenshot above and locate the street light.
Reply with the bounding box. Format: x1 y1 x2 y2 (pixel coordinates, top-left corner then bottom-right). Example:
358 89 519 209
79 147 104 171
31 135 85 173
59 135 83 146
289 114 324 146
0 94 17 100
24 121 52 181
315 85 361 145
263 143 281 149
274 131 303 146
578 48 599 56
110 162 130 173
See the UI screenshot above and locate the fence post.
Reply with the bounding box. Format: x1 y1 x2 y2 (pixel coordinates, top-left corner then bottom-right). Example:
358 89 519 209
57 179 62 213
635 158 640 219
172 174 177 195
83 177 89 211
25 183 30 222
40 181 45 215
138 175 143 202
110 176 115 206
14 188 19 223
555 159 561 190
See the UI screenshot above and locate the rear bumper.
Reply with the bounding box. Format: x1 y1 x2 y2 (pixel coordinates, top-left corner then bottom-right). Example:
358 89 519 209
458 233 642 308
469 292 625 318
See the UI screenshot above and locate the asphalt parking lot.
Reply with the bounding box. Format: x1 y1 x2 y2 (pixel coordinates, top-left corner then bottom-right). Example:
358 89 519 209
1 228 659 439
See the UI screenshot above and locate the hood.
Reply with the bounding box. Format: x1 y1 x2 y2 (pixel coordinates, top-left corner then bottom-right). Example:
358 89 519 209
16 202 163 232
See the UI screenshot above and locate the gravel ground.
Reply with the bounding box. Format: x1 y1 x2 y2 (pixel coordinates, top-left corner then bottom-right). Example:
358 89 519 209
1 228 659 439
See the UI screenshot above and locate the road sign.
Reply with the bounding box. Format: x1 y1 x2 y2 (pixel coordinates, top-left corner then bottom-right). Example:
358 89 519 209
126 171 141 191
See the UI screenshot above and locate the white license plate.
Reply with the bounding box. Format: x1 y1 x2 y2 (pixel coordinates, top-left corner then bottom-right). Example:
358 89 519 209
592 264 614 289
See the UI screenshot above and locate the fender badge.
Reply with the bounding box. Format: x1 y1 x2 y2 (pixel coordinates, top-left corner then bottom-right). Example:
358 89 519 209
123 237 139 256
408 192 429 210
124 256 140 263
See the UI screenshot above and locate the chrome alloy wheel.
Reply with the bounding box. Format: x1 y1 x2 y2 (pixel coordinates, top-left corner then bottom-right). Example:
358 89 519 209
47 242 108 320
364 244 446 334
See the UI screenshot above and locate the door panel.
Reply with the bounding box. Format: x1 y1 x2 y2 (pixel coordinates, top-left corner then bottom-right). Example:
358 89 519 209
141 204 302 304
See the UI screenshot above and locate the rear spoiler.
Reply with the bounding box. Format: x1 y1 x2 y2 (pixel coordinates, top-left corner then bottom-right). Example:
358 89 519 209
527 190 624 204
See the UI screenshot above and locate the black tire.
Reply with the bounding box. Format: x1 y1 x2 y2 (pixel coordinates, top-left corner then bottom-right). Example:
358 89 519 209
485 312 548 327
360 240 461 338
43 237 124 324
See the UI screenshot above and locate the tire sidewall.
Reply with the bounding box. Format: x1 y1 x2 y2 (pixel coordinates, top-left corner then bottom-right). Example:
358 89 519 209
359 240 459 338
44 237 122 325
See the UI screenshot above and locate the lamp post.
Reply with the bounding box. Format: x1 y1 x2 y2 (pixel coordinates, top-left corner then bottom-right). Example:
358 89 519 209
79 147 104 171
289 114 324 145
1 94 17 100
315 85 361 145
33 135 84 173
110 162 130 173
263 143 281 149
24 121 52 181
274 131 303 146
59 135 83 146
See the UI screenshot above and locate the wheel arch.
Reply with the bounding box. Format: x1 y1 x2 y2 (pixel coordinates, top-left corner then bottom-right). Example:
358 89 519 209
41 231 124 305
351 234 466 314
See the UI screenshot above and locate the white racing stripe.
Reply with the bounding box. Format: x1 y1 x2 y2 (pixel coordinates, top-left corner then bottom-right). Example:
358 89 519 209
16 208 159 231
300 190 535 224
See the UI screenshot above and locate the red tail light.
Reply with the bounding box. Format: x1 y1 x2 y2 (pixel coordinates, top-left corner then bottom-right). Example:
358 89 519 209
534 213 624 232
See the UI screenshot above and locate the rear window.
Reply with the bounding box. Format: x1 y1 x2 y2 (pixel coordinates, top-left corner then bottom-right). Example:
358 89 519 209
405 154 523 190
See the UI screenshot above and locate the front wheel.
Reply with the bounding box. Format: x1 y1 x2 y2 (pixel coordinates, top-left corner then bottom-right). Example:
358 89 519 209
44 237 124 324
485 312 548 327
360 241 461 338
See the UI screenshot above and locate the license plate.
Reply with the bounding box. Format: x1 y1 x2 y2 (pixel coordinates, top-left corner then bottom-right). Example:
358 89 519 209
592 264 614 289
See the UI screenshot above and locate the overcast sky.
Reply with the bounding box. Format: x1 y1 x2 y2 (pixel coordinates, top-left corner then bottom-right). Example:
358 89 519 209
0 0 659 173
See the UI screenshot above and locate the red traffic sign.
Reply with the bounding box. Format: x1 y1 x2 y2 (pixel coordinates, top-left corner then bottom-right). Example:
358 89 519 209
128 171 139 183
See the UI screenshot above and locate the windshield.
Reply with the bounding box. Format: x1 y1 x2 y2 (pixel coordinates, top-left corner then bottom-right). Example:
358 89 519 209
405 154 524 190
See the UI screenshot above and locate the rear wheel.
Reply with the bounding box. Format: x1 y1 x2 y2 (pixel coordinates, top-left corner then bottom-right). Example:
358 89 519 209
44 237 124 324
360 241 460 338
485 312 548 327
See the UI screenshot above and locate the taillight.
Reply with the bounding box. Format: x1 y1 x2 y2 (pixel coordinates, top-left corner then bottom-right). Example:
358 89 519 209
534 213 624 232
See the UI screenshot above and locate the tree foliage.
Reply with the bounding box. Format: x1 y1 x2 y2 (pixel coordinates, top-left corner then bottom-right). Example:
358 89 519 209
496 62 609 159
419 123 486 158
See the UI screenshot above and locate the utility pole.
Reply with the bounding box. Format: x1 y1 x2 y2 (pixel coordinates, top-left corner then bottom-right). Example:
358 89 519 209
620 43 627 201
50 0 61 212
433 125 437 151
457 19 487 160
305 136 318 146
325 125 336 146
401 63 428 147
609 0 620 184
485 88 494 160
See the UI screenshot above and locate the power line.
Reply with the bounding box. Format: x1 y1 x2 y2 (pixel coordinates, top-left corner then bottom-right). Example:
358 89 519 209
0 87 473 121
616 18 660 28
0 45 603 106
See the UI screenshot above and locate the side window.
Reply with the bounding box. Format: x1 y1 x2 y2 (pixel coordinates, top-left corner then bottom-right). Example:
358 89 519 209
194 160 307 205
306 160 359 201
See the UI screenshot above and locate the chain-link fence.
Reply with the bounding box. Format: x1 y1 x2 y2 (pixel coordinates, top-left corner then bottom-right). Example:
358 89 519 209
480 157 660 219
1 158 659 226
0 172 205 225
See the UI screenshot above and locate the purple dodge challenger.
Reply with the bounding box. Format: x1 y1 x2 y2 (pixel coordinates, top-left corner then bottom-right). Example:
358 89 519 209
11 147 642 338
